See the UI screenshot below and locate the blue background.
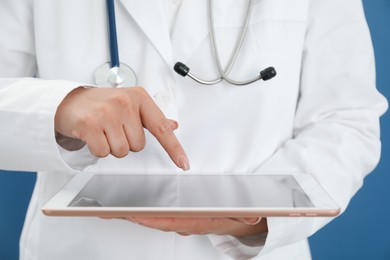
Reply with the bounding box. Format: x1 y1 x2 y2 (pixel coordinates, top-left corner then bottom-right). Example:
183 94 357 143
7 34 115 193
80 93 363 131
0 1 389 259
309 1 390 259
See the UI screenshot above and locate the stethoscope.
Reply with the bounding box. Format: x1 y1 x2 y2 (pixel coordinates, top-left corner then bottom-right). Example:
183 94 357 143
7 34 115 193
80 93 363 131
94 0 137 87
94 0 276 88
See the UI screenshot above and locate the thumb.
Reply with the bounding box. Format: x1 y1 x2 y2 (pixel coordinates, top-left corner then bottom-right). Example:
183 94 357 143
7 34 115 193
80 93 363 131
168 120 179 131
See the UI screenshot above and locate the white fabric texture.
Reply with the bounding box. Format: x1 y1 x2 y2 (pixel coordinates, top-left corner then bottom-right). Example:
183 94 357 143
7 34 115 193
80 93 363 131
0 0 387 259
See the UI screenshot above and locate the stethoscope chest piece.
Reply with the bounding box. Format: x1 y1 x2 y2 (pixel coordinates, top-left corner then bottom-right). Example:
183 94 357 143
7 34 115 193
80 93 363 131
94 62 137 88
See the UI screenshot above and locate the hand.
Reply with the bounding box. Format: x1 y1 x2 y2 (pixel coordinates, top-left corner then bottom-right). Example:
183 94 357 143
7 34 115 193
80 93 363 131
55 87 190 170
124 217 267 237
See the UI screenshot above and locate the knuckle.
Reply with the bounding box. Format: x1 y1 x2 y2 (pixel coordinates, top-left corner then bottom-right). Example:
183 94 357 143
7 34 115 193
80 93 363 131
126 103 139 118
112 144 130 158
171 142 182 152
103 94 132 117
91 147 110 158
158 120 174 136
76 114 99 130
111 93 131 108
130 141 146 152
132 87 152 103
112 150 129 158
73 119 101 142
132 86 148 97
95 104 110 117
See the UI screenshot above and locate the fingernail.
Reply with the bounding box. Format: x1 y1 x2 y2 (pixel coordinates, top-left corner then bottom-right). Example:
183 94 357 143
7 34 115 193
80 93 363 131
127 217 139 224
242 217 262 225
177 154 190 171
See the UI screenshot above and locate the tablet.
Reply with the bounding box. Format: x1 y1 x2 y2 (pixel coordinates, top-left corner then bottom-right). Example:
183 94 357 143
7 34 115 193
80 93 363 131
42 173 340 218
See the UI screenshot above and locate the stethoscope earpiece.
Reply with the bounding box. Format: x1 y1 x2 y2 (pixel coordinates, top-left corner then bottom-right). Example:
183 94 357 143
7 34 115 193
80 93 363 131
260 67 277 81
174 62 190 77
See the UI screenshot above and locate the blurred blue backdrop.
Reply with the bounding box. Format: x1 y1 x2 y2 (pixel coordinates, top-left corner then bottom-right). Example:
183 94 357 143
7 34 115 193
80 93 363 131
0 1 389 259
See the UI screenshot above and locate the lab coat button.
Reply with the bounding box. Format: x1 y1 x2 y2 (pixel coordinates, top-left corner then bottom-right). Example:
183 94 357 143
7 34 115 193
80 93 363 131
154 90 172 109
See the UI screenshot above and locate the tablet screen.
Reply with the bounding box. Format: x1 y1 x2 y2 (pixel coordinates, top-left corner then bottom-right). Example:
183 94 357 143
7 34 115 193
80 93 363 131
68 175 314 208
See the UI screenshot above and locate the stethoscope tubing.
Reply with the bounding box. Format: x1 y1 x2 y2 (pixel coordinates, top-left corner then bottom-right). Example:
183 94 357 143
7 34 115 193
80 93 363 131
209 0 261 85
97 0 275 88
107 0 120 68
94 0 137 88
174 0 275 86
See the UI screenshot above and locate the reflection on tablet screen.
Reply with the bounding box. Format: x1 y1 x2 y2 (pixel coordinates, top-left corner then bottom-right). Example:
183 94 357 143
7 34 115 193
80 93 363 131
69 175 314 208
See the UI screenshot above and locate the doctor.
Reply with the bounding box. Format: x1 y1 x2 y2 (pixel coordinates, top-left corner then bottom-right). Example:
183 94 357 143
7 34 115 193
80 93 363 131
0 0 387 259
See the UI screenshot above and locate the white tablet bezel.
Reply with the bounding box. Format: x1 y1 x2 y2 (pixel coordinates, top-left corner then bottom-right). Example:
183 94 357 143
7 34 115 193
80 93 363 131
42 173 340 218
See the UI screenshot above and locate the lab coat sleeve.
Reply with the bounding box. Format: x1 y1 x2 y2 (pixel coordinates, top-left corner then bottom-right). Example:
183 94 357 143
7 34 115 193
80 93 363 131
0 0 97 172
257 0 388 256
209 0 388 258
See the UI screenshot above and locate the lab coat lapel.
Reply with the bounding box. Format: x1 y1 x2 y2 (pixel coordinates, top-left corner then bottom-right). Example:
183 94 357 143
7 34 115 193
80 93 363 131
172 0 208 62
171 0 272 63
171 0 209 63
117 0 173 66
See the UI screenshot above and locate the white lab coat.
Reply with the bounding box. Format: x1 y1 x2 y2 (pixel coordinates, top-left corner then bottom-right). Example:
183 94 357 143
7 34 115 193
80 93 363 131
0 0 387 259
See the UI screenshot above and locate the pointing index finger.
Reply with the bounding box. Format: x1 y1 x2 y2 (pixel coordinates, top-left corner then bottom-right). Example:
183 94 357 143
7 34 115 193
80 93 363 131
139 96 190 171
